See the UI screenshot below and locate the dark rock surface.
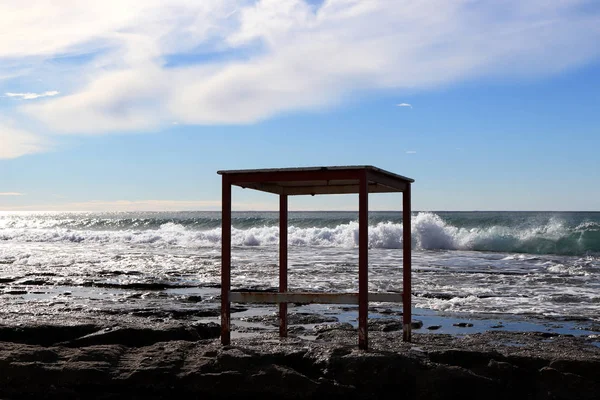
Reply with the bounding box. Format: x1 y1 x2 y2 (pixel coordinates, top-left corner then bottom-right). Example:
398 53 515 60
0 324 599 400
241 312 338 326
453 322 474 328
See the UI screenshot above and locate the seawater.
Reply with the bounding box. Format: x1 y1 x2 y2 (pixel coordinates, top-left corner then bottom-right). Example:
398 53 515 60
0 211 599 324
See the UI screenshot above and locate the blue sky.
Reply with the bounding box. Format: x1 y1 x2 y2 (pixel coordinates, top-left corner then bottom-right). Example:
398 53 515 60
1 0 599 211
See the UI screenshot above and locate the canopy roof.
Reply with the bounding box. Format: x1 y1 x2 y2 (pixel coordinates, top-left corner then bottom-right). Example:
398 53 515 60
217 165 414 196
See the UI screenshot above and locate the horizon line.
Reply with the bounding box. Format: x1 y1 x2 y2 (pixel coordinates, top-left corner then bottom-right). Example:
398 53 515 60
1 209 598 213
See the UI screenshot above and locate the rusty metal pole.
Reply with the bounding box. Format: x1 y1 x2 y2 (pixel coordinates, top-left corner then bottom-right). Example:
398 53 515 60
358 171 369 350
221 176 232 345
279 194 288 337
402 183 412 342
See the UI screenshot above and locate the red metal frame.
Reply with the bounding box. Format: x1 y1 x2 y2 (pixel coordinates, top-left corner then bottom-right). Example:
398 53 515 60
403 185 412 341
221 175 232 345
358 170 369 349
279 194 288 337
219 166 412 350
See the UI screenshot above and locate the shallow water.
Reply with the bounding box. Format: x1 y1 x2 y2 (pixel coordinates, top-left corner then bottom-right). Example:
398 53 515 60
1 211 599 332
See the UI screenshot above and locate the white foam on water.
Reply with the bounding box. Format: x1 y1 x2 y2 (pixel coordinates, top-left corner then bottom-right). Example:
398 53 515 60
1 211 599 322
1 212 597 255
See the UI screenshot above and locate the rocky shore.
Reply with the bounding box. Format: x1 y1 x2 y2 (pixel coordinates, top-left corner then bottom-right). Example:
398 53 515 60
1 319 599 400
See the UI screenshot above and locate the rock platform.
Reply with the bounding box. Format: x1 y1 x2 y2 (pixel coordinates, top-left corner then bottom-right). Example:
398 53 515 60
1 322 599 399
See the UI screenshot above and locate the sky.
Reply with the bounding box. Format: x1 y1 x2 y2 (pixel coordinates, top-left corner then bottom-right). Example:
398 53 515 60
1 0 599 212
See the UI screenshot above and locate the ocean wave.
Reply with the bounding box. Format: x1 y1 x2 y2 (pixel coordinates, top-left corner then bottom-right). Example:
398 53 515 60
1 212 599 255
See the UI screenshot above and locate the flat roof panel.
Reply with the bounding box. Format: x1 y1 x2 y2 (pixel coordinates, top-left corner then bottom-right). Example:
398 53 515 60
218 165 413 195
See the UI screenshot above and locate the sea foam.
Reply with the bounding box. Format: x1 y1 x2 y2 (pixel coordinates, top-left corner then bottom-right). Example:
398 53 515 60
1 212 598 255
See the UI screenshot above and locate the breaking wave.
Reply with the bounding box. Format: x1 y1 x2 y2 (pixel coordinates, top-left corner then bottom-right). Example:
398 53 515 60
1 212 599 256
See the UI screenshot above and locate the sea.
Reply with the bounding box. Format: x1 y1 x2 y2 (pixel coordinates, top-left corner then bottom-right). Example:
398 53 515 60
1 211 599 335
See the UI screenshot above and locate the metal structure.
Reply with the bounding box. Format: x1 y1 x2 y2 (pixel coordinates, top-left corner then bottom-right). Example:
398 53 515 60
218 166 414 350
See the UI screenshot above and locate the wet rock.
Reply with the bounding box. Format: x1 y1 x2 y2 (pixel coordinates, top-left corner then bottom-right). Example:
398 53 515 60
0 324 100 346
549 359 600 380
4 289 28 295
588 325 600 332
314 323 354 333
26 272 58 277
487 359 523 378
416 364 499 399
453 322 474 328
130 308 220 319
0 330 599 399
230 306 249 313
288 313 337 325
368 306 402 316
66 323 219 347
429 349 505 369
17 279 49 286
562 316 590 322
370 308 403 317
416 292 455 300
536 332 557 338
242 313 337 326
232 287 277 293
82 281 198 290
240 314 277 326
427 325 442 330
411 320 424 329
181 295 202 303
325 347 425 394
369 319 402 332
233 324 269 333
288 326 307 334
536 366 596 400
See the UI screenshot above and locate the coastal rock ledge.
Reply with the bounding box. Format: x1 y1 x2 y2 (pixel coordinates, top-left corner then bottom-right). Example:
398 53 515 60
1 324 599 400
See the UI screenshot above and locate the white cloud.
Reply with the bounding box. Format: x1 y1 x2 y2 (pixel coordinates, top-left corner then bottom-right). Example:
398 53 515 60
24 66 168 134
0 120 51 159
0 192 24 196
2 0 599 136
0 1 237 59
5 91 59 100
397 103 412 108
406 150 417 154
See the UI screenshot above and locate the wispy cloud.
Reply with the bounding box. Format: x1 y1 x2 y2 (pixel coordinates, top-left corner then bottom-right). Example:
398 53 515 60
0 120 51 159
0 0 598 142
0 192 24 196
406 150 417 154
5 91 59 100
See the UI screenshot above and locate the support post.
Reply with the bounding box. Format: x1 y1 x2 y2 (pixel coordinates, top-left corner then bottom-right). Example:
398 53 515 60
358 171 369 350
402 183 412 342
221 176 232 345
279 194 288 337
